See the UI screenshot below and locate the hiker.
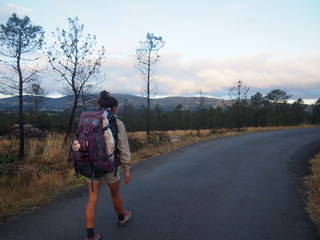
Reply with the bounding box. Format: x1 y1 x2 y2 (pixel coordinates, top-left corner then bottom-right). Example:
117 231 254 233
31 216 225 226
85 90 132 240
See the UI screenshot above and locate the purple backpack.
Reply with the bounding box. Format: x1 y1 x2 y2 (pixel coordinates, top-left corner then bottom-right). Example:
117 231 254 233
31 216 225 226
69 109 119 182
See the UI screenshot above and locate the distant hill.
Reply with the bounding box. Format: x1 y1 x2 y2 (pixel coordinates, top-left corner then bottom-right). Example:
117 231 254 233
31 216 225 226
0 94 233 112
0 95 73 112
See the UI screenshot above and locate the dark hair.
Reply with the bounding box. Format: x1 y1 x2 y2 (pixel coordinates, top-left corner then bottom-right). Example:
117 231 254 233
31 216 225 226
97 90 118 109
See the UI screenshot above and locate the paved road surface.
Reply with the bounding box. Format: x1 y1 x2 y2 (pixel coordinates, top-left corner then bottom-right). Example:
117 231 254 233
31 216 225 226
1 128 320 240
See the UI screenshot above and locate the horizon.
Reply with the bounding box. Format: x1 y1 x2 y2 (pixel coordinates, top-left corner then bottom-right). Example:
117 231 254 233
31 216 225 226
0 92 317 105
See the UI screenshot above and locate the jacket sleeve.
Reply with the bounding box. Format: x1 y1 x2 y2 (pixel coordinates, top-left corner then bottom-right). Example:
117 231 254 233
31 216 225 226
116 119 131 172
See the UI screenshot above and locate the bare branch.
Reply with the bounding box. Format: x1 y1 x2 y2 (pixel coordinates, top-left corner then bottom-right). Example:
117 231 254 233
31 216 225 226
47 17 106 137
135 32 165 139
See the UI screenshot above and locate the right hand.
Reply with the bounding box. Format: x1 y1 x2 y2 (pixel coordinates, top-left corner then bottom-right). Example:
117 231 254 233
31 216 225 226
124 171 130 184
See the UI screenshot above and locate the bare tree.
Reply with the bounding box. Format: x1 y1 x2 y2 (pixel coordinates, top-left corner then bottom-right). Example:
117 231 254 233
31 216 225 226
136 33 165 141
229 80 249 131
0 13 44 160
47 17 106 139
25 81 47 127
26 81 47 113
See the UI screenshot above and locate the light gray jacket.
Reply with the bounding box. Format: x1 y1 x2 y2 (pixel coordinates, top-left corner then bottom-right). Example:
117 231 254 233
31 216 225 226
116 118 131 172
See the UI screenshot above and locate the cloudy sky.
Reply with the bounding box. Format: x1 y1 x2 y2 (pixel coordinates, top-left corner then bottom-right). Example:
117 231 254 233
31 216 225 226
0 0 319 103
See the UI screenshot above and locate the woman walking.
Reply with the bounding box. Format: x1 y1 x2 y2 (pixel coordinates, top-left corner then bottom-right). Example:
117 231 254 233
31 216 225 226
85 91 132 240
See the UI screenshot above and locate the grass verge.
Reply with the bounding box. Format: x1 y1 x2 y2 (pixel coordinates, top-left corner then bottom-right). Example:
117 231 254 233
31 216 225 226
0 133 85 222
305 151 320 226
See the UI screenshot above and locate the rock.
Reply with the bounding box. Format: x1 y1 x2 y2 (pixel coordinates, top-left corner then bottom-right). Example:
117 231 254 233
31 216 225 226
11 124 45 138
170 135 180 143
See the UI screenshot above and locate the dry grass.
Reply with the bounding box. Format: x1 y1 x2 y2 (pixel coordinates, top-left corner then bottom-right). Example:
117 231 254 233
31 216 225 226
0 133 84 222
244 124 315 133
0 170 80 220
305 151 320 225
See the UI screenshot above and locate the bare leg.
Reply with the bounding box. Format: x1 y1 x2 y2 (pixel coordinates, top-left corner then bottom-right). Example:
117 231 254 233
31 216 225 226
107 180 123 215
85 182 101 228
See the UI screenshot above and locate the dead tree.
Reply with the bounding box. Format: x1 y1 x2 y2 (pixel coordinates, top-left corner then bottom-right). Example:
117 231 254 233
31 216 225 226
136 33 165 141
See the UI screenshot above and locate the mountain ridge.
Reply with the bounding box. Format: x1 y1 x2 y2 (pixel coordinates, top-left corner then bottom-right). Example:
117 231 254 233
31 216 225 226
0 94 232 112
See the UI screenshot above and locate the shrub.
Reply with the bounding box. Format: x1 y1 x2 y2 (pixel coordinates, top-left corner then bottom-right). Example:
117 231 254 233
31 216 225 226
148 131 170 143
128 137 144 153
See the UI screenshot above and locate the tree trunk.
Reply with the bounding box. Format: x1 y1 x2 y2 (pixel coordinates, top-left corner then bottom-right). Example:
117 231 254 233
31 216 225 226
17 55 25 161
18 83 24 161
65 94 79 141
197 112 201 136
146 97 150 141
236 103 240 131
65 45 79 141
146 51 151 142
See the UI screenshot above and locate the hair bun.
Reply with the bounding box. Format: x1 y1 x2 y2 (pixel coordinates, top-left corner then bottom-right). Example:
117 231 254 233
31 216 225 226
100 90 110 98
98 90 118 109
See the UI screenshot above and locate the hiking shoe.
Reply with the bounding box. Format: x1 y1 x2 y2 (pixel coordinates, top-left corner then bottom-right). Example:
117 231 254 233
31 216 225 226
117 210 132 226
85 233 101 240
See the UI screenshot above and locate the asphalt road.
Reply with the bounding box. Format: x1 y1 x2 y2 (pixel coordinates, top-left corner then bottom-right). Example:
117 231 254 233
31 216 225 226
1 128 320 240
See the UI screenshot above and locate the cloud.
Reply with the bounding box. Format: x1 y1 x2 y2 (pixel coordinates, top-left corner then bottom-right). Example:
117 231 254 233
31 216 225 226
159 53 320 98
152 52 320 99
0 3 32 22
5 49 318 102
